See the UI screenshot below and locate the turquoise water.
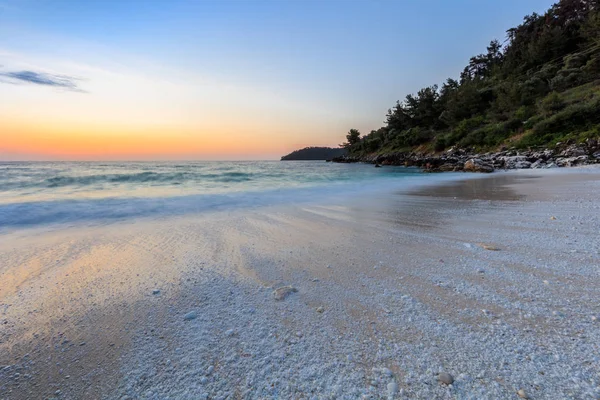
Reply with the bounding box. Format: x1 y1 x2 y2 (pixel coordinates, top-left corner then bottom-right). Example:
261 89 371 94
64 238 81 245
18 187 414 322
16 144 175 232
0 161 424 228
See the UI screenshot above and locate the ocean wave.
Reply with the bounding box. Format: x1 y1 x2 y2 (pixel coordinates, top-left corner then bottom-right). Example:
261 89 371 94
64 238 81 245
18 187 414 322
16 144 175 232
0 170 478 230
0 161 435 230
0 185 325 228
45 171 196 187
0 170 258 190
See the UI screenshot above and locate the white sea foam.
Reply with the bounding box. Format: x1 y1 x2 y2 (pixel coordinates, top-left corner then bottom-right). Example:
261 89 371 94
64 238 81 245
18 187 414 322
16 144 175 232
0 161 470 229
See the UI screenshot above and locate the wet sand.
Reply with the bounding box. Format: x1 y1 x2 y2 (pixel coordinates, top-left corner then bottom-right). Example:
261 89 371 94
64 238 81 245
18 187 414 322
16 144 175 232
1 168 599 399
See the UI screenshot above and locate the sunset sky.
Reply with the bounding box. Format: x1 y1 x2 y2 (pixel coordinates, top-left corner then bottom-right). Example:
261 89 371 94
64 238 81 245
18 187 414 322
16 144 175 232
0 0 552 160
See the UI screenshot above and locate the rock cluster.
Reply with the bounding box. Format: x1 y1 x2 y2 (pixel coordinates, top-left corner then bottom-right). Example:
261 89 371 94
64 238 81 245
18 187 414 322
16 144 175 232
331 139 600 173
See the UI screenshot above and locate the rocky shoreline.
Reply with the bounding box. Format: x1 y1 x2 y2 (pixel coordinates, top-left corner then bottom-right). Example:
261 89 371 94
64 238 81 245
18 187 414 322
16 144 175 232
331 139 600 172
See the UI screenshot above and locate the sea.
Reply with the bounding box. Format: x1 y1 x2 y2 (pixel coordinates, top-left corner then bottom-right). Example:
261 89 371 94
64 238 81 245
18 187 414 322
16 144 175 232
0 161 451 229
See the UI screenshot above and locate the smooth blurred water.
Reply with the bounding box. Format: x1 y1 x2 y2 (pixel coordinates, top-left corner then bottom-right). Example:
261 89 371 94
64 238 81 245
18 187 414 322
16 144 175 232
0 161 426 228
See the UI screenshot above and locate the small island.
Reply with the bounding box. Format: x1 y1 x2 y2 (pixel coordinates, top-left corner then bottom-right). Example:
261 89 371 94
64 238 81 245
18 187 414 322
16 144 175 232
281 146 347 161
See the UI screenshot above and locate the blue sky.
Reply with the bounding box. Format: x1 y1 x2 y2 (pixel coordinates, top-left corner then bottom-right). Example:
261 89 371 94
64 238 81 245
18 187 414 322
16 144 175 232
0 0 554 159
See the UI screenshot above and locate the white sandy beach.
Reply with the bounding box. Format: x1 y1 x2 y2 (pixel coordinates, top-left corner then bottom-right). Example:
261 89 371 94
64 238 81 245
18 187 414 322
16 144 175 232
1 168 600 399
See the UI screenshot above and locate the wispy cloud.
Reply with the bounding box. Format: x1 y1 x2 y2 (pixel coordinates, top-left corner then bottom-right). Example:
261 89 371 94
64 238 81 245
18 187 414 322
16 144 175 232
0 70 85 92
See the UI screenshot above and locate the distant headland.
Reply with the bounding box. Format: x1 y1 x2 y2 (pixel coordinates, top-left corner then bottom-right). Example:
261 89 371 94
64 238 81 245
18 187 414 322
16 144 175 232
281 146 347 161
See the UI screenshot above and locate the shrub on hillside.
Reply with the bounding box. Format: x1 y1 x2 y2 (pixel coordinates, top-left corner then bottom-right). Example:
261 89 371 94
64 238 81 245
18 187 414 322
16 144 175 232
551 69 584 91
540 92 566 116
583 56 600 77
565 53 588 69
434 135 447 151
515 105 536 120
518 98 600 147
523 114 545 130
459 118 523 148
446 116 485 147
533 98 600 136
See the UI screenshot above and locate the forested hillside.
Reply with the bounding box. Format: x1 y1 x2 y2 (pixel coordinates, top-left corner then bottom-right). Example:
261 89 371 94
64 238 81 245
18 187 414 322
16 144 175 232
342 0 600 157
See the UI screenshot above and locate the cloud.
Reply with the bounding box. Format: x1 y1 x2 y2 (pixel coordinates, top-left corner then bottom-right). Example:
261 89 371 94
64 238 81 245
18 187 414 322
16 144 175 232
0 70 85 92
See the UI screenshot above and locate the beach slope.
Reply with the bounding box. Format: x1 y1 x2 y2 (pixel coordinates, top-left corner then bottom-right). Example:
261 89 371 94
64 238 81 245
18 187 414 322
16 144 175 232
1 169 599 399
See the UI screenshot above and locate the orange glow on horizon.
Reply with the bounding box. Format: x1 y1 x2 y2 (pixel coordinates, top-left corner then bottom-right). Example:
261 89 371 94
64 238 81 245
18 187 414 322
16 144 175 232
0 63 347 160
1 122 292 160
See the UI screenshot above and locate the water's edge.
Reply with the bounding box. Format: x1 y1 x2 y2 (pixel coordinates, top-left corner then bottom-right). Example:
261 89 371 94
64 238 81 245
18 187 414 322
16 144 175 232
0 161 432 229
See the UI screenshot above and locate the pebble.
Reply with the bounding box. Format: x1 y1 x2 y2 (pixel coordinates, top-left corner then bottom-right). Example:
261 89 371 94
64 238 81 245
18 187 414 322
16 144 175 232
225 329 235 337
438 372 454 385
316 306 325 313
387 381 398 397
517 388 529 398
183 311 197 321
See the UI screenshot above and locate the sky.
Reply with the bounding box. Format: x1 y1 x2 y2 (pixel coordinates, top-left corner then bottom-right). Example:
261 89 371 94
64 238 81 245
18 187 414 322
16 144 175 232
0 0 554 161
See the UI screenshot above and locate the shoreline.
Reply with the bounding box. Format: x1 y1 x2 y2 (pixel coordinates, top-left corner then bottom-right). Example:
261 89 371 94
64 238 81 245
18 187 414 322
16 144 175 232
331 139 600 173
1 168 599 399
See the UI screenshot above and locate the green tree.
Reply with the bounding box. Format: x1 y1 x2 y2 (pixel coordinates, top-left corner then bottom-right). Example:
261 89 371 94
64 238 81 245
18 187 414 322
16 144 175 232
342 129 361 148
